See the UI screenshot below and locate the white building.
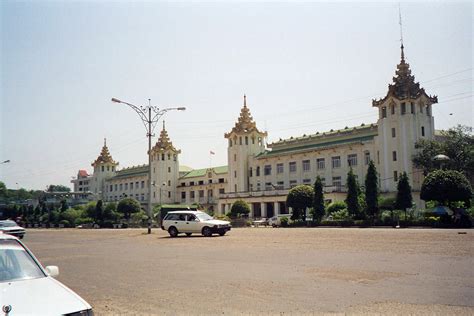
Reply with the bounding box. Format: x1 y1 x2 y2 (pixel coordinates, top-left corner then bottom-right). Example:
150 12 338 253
73 45 438 217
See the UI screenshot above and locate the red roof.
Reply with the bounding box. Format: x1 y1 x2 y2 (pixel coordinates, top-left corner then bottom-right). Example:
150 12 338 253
78 170 89 178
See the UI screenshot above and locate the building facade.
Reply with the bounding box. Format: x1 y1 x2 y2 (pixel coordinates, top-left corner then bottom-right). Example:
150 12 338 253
72 46 438 217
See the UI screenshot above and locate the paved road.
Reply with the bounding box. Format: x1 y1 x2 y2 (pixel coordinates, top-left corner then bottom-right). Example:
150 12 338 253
24 228 473 315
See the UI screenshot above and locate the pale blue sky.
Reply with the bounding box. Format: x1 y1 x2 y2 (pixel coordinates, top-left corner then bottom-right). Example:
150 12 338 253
1 1 472 190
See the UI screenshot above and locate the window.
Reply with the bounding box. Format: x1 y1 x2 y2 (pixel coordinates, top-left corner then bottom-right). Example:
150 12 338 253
101 166 104 172
141 181 145 189
252 137 255 144
276 181 284 189
168 167 171 173
303 160 311 172
219 188 225 194
394 171 398 182
245 136 248 145
377 151 380 164
256 167 260 177
426 105 431 116
107 166 110 171
289 162 296 173
265 182 272 190
392 128 396 138
401 102 406 114
317 158 325 170
382 107 387 118
125 183 128 190
136 182 139 188
410 102 415 114
289 180 297 188
198 180 204 185
173 154 177 161
234 171 237 178
114 184 118 191
364 152 371 165
168 180 171 186
239 137 242 145
277 163 284 174
392 151 397 161
332 176 342 191
421 126 425 137
391 104 395 115
110 185 113 192
347 154 357 167
190 181 195 186
141 194 144 201
234 154 236 162
130 182 133 190
249 168 253 177
209 179 213 184
199 190 204 198
119 183 123 191
190 191 195 199
332 156 341 168
264 165 272 176
303 178 311 184
419 103 423 113
181 192 186 199
167 154 171 160
180 182 185 187
229 139 232 147
161 154 165 161
168 192 171 198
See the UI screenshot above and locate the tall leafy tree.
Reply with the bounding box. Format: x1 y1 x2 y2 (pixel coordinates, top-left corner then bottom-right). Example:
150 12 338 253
421 170 472 207
311 176 325 223
364 160 379 220
286 185 314 221
395 172 413 220
230 199 250 218
117 198 142 220
95 200 104 223
345 168 360 219
413 125 474 181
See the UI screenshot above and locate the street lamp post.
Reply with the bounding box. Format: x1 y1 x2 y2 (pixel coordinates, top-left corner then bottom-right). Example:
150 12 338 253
1 160 10 164
111 97 185 234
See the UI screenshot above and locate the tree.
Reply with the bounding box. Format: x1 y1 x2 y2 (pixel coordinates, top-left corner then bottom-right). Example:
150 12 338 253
345 168 360 219
365 160 379 220
229 199 250 218
117 198 141 220
413 125 474 180
95 200 104 223
46 185 71 192
0 181 6 197
395 172 413 220
421 170 473 207
326 201 346 214
60 199 68 212
311 176 325 223
286 185 313 221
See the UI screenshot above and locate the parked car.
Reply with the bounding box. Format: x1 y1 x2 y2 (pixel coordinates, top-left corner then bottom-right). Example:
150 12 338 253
162 210 231 237
0 232 93 315
0 220 25 239
268 214 292 227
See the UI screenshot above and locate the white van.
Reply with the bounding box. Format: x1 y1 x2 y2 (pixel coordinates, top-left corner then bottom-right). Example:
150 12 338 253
268 214 292 227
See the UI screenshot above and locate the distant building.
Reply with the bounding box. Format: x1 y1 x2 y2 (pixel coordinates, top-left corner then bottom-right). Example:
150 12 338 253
73 45 438 217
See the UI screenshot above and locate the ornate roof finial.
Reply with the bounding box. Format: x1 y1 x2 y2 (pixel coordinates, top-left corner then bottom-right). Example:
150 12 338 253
163 120 166 130
104 138 106 147
243 94 247 107
224 95 268 138
399 3 405 62
92 139 117 167
151 120 180 153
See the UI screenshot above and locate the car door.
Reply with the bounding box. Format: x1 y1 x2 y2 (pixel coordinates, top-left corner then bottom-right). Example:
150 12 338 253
185 214 201 233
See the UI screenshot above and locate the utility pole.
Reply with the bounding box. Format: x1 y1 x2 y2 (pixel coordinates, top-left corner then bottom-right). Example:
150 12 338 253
111 97 185 234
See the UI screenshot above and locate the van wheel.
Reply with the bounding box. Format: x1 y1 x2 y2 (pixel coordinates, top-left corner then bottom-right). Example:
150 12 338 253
186 233 192 237
202 226 212 237
168 226 178 237
218 230 226 236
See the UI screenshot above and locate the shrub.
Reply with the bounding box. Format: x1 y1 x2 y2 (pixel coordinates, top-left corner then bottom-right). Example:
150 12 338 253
59 219 70 228
230 200 250 218
331 208 350 220
280 217 289 227
75 217 94 226
286 185 314 221
327 201 347 214
421 170 473 207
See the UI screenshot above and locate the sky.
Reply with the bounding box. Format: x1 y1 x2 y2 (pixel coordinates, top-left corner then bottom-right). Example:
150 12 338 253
0 1 472 191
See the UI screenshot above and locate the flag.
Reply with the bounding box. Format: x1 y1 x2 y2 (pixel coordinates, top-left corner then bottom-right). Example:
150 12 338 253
210 151 215 155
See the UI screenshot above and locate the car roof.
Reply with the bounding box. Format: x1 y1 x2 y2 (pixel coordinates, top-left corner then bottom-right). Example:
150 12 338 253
167 210 206 214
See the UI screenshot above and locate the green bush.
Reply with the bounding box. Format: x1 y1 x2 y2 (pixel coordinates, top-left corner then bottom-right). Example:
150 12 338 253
327 201 347 214
59 219 70 228
280 217 289 227
215 214 231 221
331 208 350 220
75 217 94 226
230 200 250 218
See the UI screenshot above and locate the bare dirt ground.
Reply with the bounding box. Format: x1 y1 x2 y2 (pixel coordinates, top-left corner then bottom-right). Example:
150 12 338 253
24 227 473 315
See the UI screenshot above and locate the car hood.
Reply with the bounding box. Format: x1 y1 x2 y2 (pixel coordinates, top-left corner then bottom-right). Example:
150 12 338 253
0 276 91 315
204 219 231 225
0 226 24 232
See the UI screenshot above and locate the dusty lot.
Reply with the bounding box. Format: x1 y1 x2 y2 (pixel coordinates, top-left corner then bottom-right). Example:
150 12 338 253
24 228 473 315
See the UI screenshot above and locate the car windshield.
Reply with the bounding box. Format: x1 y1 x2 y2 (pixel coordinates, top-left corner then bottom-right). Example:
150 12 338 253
196 213 214 221
0 240 45 282
0 221 17 227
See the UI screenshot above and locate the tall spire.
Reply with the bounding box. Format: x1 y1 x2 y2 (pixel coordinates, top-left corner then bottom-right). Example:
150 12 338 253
243 94 247 107
92 139 117 167
225 95 267 137
399 4 405 62
151 121 180 153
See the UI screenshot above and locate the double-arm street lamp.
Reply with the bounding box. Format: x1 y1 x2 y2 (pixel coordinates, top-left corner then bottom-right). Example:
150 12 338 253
111 97 186 234
1 160 10 164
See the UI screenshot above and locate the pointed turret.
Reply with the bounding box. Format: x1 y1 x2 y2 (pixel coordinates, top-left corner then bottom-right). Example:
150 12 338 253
225 95 267 137
151 121 181 154
92 138 117 167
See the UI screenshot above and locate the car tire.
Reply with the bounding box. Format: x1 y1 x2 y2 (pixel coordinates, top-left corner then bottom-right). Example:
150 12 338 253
186 233 192 237
218 230 226 236
168 226 178 237
202 226 212 237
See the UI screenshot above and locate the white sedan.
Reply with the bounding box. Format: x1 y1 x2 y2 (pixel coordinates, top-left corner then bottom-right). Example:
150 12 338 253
161 210 231 237
0 220 25 239
0 232 93 315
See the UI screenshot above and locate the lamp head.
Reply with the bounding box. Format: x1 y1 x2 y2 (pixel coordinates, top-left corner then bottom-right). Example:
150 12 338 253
111 98 122 103
177 107 186 111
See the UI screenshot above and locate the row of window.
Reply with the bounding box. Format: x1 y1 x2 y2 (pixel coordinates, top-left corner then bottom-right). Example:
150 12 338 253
151 153 177 162
229 136 263 147
108 181 146 192
180 178 226 187
250 176 349 192
100 166 115 172
391 126 426 138
180 188 226 200
250 153 371 177
107 193 146 202
381 102 431 118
